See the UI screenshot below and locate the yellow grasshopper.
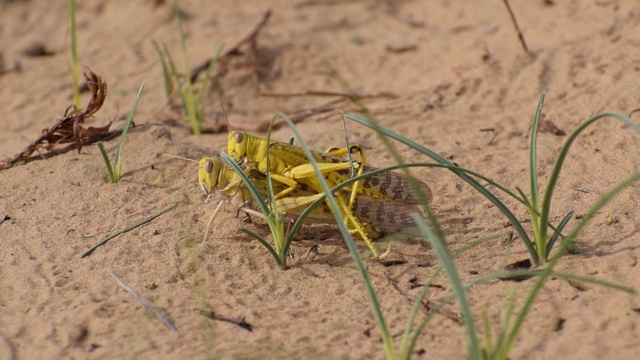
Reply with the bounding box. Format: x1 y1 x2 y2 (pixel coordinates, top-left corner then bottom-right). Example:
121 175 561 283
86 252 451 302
198 156 424 242
226 130 433 255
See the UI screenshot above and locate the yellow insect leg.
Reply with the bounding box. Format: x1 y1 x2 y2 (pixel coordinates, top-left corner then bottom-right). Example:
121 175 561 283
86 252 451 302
274 191 380 256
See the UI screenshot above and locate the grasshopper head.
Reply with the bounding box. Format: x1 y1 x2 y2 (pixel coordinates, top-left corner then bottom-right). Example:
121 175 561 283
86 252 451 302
198 157 221 194
227 130 248 162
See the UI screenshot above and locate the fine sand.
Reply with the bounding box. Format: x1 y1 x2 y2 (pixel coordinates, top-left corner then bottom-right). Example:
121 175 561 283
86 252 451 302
1 1 639 359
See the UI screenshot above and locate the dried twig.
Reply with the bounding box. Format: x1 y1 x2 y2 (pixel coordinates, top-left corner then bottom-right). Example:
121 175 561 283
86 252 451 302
503 0 531 55
1 70 111 170
525 115 566 138
540 119 566 136
159 9 272 130
190 9 272 83
259 90 398 101
197 309 253 332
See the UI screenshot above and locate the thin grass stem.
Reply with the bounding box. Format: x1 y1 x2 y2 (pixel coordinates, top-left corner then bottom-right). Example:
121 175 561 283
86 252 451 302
345 113 537 264
81 203 178 258
110 273 179 332
538 111 640 262
412 214 481 358
274 112 396 359
69 0 80 109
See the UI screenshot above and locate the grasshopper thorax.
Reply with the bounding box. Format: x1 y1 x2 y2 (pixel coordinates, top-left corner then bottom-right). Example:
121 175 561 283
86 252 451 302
228 130 249 162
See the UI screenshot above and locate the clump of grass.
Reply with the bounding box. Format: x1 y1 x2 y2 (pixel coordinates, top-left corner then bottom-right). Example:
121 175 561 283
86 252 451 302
340 90 639 358
223 90 638 357
271 113 397 355
416 190 636 360
221 150 292 270
97 82 145 183
268 114 474 358
153 1 224 135
345 90 640 266
517 91 640 264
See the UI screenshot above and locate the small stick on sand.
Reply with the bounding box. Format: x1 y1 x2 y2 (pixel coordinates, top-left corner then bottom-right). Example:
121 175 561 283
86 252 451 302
503 0 531 55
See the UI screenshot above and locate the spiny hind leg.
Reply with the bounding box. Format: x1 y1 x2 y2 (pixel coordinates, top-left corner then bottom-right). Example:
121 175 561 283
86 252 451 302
274 188 382 256
334 193 381 256
276 187 381 256
325 144 368 219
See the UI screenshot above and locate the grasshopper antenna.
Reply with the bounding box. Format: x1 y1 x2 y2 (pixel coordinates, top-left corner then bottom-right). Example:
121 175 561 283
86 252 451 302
219 97 231 131
162 153 199 163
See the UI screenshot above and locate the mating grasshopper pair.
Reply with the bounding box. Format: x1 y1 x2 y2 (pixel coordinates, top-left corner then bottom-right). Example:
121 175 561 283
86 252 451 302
199 130 433 256
199 156 405 239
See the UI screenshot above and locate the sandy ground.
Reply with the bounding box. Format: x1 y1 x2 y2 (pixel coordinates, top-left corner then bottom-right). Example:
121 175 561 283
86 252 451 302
1 0 640 359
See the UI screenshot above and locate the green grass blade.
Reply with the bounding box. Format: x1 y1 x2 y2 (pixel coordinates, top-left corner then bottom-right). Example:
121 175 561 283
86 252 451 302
264 116 293 265
162 43 180 89
275 112 396 359
222 148 290 269
195 44 224 105
495 289 516 359
69 0 80 110
160 41 188 113
481 313 493 359
345 112 537 264
515 187 533 209
403 274 448 359
173 0 201 134
528 90 545 216
528 91 546 263
237 227 281 268
81 203 178 258
152 41 173 96
220 152 270 216
112 81 145 180
411 213 481 358
113 163 121 183
549 270 635 294
403 233 504 359
501 172 640 353
546 211 573 259
400 266 443 358
539 111 640 261
97 142 115 183
564 170 640 250
265 115 277 215
175 0 191 77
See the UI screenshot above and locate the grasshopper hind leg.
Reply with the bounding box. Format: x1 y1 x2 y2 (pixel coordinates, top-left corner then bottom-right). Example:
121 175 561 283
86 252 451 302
325 144 370 232
333 192 381 256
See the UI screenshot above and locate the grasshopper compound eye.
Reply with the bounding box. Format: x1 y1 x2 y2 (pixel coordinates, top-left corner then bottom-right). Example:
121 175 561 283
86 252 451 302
204 159 214 174
235 131 244 144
